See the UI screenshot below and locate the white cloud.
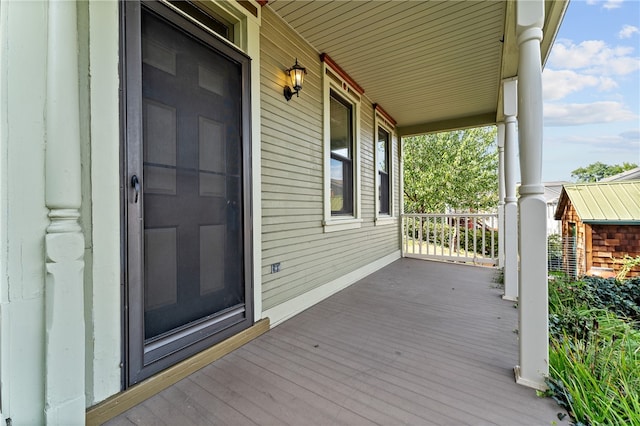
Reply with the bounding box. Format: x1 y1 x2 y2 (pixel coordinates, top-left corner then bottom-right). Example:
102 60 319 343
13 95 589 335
618 25 639 39
542 69 617 101
558 133 640 158
548 40 640 76
586 0 625 9
544 101 638 126
545 131 640 158
604 0 624 10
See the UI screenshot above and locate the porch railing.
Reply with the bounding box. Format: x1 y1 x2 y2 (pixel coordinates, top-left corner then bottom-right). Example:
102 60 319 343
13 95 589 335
402 213 499 266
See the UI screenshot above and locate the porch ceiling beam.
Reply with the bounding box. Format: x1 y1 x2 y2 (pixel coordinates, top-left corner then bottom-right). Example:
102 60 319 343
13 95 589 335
397 112 496 137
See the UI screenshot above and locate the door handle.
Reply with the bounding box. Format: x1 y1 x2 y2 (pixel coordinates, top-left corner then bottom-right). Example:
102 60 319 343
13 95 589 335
131 174 140 203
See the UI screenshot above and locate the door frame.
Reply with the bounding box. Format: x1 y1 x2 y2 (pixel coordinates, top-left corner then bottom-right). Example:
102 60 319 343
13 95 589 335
121 0 254 386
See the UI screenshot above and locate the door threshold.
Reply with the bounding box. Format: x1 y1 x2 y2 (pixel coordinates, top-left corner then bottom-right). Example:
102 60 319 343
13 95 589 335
86 318 270 426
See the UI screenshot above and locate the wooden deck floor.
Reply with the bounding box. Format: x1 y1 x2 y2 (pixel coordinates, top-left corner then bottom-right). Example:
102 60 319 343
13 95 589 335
106 258 564 425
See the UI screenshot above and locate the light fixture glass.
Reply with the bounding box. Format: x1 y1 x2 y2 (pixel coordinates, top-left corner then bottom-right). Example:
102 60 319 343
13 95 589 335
284 58 306 101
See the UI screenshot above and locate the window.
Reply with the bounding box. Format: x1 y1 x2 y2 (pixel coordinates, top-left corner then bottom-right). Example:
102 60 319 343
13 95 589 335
322 57 362 232
168 1 234 42
377 127 390 215
330 92 354 215
373 105 396 224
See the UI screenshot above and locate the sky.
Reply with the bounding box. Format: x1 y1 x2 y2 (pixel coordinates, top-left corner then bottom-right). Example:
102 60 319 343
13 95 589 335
541 0 640 182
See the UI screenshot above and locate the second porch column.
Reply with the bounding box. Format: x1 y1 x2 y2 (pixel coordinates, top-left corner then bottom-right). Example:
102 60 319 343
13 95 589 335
497 123 505 269
502 79 518 301
515 0 548 390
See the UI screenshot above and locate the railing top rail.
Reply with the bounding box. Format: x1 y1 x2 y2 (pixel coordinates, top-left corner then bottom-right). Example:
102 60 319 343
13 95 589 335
402 213 498 218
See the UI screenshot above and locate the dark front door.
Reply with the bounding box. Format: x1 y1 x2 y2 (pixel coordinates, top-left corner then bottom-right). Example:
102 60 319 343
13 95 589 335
123 1 252 385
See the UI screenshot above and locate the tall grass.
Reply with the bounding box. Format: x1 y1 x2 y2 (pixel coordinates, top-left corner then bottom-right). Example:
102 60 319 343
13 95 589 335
547 274 640 425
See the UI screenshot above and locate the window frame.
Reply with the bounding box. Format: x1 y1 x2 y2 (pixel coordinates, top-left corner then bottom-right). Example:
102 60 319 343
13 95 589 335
322 63 362 232
373 110 397 225
329 90 355 216
376 125 391 216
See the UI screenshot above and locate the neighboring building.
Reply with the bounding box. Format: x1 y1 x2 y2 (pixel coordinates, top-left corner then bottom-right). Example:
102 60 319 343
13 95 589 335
555 181 640 278
543 181 569 236
516 181 567 236
601 167 640 182
0 0 567 423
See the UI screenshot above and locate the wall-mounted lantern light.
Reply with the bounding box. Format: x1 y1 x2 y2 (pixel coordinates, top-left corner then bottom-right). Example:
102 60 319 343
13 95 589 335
283 58 306 101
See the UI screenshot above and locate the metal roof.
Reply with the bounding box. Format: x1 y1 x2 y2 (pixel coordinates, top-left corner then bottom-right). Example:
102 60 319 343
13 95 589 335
601 167 640 182
555 181 640 224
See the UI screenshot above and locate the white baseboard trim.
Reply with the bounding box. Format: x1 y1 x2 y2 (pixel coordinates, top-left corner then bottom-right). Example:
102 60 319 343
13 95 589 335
262 250 401 327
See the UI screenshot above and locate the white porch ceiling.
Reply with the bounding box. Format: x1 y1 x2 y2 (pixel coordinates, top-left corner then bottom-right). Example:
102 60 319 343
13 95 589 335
267 0 568 135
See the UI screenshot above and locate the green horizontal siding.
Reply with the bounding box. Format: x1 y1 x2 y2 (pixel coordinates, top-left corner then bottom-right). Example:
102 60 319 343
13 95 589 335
260 7 401 311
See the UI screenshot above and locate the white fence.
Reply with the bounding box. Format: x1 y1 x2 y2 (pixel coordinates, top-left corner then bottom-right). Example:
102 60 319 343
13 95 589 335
402 213 499 266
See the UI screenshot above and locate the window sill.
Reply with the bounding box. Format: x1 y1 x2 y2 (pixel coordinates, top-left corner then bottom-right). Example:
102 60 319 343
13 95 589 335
375 216 397 226
322 218 363 233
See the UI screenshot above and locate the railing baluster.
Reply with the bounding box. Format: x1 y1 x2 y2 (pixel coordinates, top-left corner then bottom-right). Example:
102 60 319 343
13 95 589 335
439 216 443 256
403 216 408 255
400 213 498 266
418 216 424 254
456 216 461 258
493 215 496 264
427 216 431 255
448 216 453 257
411 216 416 254
464 215 468 258
453 217 457 258
482 217 486 263
471 216 475 260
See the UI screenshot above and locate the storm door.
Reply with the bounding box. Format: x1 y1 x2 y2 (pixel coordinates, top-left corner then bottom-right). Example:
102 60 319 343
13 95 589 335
123 1 252 385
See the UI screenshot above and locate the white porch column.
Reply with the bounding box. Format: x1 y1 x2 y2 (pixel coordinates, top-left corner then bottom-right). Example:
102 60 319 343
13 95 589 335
497 123 505 269
45 0 86 423
503 79 519 302
515 0 548 390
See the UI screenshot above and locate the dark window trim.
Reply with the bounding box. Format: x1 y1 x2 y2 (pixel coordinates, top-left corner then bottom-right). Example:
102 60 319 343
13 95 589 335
167 0 234 42
330 90 355 216
377 126 390 215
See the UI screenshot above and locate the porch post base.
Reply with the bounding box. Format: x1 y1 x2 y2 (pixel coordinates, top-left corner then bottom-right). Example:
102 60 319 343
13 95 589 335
514 365 547 391
502 294 517 302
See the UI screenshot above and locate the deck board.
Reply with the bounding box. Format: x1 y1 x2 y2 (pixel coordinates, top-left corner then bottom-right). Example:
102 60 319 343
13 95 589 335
105 259 564 425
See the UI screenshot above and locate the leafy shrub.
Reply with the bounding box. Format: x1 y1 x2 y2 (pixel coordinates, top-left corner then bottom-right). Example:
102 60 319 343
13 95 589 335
473 229 498 257
548 275 640 425
549 275 640 327
615 255 640 281
581 276 640 324
548 313 640 425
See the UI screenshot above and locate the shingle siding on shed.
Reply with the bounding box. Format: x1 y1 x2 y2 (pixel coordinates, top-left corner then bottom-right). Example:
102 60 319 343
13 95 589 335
591 225 640 277
558 196 640 278
260 7 401 310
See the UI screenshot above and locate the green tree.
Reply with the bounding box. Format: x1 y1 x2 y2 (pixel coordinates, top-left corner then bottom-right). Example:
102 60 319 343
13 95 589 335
403 127 498 213
570 161 637 182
